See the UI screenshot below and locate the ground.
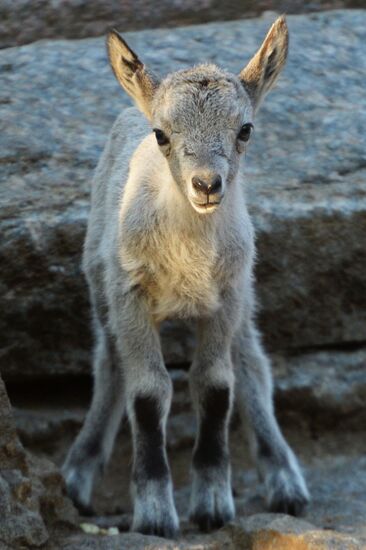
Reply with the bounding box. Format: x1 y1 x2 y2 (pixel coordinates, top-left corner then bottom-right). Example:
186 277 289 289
8 370 366 549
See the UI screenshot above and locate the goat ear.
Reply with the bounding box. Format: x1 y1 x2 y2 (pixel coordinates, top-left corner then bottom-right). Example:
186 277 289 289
107 30 159 119
239 16 289 111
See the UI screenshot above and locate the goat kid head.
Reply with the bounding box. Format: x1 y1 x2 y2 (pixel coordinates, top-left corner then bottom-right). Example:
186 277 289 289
107 17 288 214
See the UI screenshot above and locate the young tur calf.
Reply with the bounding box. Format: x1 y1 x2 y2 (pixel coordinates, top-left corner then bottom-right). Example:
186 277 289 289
62 16 309 537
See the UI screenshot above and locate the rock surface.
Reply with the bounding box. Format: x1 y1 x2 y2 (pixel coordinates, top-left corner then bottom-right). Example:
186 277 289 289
0 0 363 48
3 363 366 548
274 348 366 429
10 348 366 454
51 515 364 549
13 398 366 549
7 347 366 547
0 374 77 548
226 514 363 549
1 10 366 381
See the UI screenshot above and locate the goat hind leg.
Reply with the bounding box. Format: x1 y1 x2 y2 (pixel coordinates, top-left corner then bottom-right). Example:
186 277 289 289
234 324 309 515
62 322 125 514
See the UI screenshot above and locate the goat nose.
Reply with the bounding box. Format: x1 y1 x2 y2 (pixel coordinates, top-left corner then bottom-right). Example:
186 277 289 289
192 175 222 195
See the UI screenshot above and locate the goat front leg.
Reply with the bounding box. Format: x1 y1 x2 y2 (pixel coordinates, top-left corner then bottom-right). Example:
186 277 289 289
110 284 179 538
189 295 238 531
234 321 310 515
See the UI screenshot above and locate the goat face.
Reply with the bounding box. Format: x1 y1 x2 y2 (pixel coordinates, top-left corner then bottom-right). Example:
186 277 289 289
150 67 253 214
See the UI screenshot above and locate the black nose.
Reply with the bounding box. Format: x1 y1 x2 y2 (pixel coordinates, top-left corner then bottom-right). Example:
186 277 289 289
192 175 222 195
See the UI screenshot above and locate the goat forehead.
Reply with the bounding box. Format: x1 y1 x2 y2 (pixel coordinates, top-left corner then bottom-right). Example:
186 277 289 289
154 66 249 131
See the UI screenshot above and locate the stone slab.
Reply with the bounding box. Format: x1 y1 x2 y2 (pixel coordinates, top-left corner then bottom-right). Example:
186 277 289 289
0 1 362 48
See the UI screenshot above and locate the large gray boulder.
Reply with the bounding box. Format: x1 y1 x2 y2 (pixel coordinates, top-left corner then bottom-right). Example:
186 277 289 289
0 0 360 48
1 10 365 380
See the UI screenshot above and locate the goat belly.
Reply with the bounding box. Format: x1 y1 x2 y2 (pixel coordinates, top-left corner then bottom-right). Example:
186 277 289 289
151 282 221 322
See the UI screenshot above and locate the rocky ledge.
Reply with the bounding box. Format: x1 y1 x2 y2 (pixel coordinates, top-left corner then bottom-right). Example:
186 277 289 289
0 373 77 548
1 10 366 381
4 364 366 548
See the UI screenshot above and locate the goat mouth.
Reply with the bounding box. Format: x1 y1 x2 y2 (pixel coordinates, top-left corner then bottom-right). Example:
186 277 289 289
191 200 221 213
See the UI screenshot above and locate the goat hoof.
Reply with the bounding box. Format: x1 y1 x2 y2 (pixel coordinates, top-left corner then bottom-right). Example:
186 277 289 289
132 480 179 539
62 463 96 517
190 510 233 532
189 474 235 532
65 479 95 516
269 492 309 516
267 467 310 516
134 520 179 539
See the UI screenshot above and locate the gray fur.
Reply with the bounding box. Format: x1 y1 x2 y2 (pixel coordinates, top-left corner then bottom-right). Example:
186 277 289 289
62 16 309 537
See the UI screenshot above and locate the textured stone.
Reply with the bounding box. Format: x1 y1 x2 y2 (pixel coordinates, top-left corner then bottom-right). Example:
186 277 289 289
7 373 366 547
274 348 366 429
0 1 363 48
12 348 366 457
38 512 366 549
54 531 229 550
0 374 47 547
1 10 366 380
226 514 363 549
0 374 77 548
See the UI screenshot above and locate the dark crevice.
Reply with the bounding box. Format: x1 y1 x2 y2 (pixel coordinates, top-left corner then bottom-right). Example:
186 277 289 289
337 161 366 176
4 374 92 409
0 154 96 170
298 161 366 186
284 340 366 357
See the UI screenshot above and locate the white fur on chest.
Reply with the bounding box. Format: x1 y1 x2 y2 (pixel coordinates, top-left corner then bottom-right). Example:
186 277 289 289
120 231 221 322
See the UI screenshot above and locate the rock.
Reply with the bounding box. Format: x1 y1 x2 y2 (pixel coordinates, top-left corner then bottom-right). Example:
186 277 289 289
1 10 366 380
27 452 78 530
54 530 228 550
9 347 366 458
274 348 366 430
0 374 78 548
5 369 366 547
167 413 197 451
226 514 363 549
0 1 358 48
0 373 48 547
14 406 86 448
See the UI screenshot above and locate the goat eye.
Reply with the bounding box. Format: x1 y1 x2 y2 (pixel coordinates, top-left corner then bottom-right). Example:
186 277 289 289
237 123 253 142
153 128 169 146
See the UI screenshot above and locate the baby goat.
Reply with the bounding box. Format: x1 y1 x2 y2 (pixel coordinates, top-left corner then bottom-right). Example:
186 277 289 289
62 16 309 537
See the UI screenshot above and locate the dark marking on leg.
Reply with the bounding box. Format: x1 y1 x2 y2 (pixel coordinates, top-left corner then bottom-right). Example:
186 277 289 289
193 387 230 470
257 432 274 460
134 395 169 480
82 436 102 460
